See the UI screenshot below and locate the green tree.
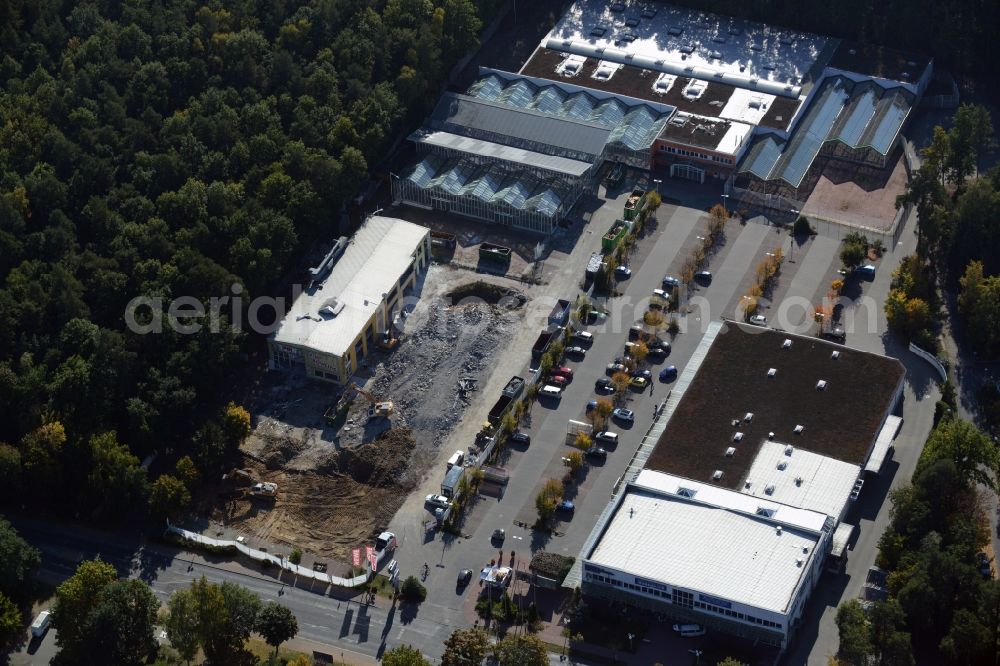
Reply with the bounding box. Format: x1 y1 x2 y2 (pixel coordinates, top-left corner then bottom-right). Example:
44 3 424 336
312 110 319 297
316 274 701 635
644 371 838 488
87 431 148 513
919 417 998 490
497 634 547 666
165 588 200 665
835 600 872 666
564 450 583 474
383 644 432 666
868 599 914 666
52 559 118 660
255 601 298 656
0 444 22 501
717 659 743 666
400 576 427 602
221 402 251 449
175 455 200 490
149 474 191 522
0 517 41 599
535 478 562 524
0 592 21 649
203 581 261 664
441 627 489 666
840 241 866 270
86 579 160 666
19 421 66 489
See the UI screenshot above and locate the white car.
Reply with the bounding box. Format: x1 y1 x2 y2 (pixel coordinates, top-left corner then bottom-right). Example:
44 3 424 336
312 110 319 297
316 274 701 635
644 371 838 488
425 494 451 509
572 331 594 343
749 315 767 326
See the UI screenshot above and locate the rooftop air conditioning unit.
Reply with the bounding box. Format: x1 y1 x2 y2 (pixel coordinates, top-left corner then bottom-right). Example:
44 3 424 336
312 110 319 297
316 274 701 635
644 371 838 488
782 339 793 348
777 461 787 470
733 432 743 441
768 431 775 439
731 419 740 427
765 484 776 495
793 425 804 434
725 447 736 457
712 470 724 481
816 380 828 390
796 557 803 567
832 351 841 359
767 368 777 377
785 445 794 456
745 479 752 489
795 476 803 486
745 412 754 422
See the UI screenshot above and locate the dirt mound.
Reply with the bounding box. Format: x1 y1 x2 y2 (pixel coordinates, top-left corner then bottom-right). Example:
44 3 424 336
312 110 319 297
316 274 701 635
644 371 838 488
338 428 416 487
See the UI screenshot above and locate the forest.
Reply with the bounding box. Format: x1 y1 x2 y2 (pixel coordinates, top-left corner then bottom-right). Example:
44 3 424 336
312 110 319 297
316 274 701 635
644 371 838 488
0 0 495 519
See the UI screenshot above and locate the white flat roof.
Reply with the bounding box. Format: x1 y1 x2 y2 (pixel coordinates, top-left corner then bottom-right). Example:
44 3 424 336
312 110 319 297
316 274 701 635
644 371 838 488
544 0 830 97
742 441 860 519
591 470 824 614
865 415 902 473
272 217 428 357
410 130 593 177
719 87 777 125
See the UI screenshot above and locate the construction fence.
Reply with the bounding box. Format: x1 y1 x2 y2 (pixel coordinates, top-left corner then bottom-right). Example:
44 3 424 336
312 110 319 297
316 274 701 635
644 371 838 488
165 523 372 588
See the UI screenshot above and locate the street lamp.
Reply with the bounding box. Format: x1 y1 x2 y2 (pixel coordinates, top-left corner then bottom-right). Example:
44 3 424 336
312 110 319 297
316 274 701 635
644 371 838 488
653 178 662 194
721 192 729 213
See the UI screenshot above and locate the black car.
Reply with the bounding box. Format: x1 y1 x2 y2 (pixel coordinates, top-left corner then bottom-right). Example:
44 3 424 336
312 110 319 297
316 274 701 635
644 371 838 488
457 569 473 586
586 447 607 460
510 432 531 446
595 377 614 393
822 328 847 343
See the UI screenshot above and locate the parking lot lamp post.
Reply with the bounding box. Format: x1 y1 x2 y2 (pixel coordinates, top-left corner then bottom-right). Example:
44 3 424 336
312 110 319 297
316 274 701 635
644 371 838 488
789 208 799 261
721 192 729 213
653 178 662 194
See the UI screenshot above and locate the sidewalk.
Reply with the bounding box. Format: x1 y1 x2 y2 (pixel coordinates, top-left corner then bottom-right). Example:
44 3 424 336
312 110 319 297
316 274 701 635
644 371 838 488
283 636 378 665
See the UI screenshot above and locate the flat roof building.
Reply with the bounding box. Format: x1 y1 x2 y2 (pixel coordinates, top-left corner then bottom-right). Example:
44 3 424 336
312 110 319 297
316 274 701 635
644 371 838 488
269 217 430 383
584 469 831 648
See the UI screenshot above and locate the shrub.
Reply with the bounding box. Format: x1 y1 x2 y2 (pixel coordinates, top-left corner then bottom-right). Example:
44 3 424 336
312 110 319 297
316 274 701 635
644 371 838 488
400 576 427 602
289 548 302 565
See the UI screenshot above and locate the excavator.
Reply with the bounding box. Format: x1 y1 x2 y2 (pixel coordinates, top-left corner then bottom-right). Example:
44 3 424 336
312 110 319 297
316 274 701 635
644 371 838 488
349 383 394 419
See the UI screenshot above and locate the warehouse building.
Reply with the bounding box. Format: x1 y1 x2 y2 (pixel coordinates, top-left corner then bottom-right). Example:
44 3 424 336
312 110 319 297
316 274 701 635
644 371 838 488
575 322 905 651
268 217 430 383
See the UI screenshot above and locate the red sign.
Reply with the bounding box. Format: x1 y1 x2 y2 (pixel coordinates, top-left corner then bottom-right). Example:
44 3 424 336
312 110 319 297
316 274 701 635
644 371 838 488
351 547 362 567
365 544 376 569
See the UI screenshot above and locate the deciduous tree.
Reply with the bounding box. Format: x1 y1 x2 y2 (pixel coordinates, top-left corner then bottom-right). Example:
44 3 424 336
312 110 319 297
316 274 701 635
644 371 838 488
256 601 298 656
441 627 489 666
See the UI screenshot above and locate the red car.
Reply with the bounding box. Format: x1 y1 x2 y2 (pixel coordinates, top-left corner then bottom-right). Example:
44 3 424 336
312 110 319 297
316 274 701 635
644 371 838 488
554 366 574 378
548 374 568 387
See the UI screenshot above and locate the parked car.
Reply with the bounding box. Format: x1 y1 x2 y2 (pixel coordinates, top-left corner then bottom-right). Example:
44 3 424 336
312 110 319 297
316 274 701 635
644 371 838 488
606 362 627 375
616 265 632 278
586 400 598 414
548 374 568 387
662 275 680 288
652 288 669 301
556 500 575 512
457 569 473 586
822 327 847 343
586 447 608 460
749 314 767 326
425 494 451 509
647 345 669 360
572 331 594 344
659 365 678 382
629 324 644 340
566 346 586 356
855 264 876 277
510 432 531 446
630 376 649 389
673 623 706 637
554 366 574 378
595 377 615 393
612 408 634 423
491 528 506 543
694 271 712 282
30 610 51 639
632 369 652 380
978 552 992 578
595 431 619 445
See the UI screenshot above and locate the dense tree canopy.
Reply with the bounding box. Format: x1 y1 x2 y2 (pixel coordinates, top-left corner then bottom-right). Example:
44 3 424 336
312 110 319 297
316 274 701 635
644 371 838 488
0 0 493 518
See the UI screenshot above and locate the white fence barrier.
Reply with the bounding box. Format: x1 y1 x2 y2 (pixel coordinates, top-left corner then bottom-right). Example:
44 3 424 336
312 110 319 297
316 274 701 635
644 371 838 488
908 343 947 382
166 524 371 588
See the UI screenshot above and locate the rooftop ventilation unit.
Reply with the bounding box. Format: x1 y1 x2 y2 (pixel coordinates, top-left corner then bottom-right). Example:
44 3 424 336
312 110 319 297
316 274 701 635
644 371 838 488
795 476 803 486
668 26 684 36
745 412 754 422
816 379 828 390
725 446 736 457
319 298 345 318
745 479 752 489
785 445 794 456
733 432 743 441
782 339 793 348
641 8 657 19
768 431 775 439
610 1 625 12
710 50 723 60
731 419 740 427
767 368 777 377
779 36 793 46
625 17 640 27
796 557 803 567
831 350 841 359
677 487 696 498
775 525 782 536
728 26 742 36
793 424 804 434
712 470 724 481
756 507 775 517
802 546 809 554
590 26 607 37
750 43 763 52
777 461 787 470
765 484 776 495
679 44 695 54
